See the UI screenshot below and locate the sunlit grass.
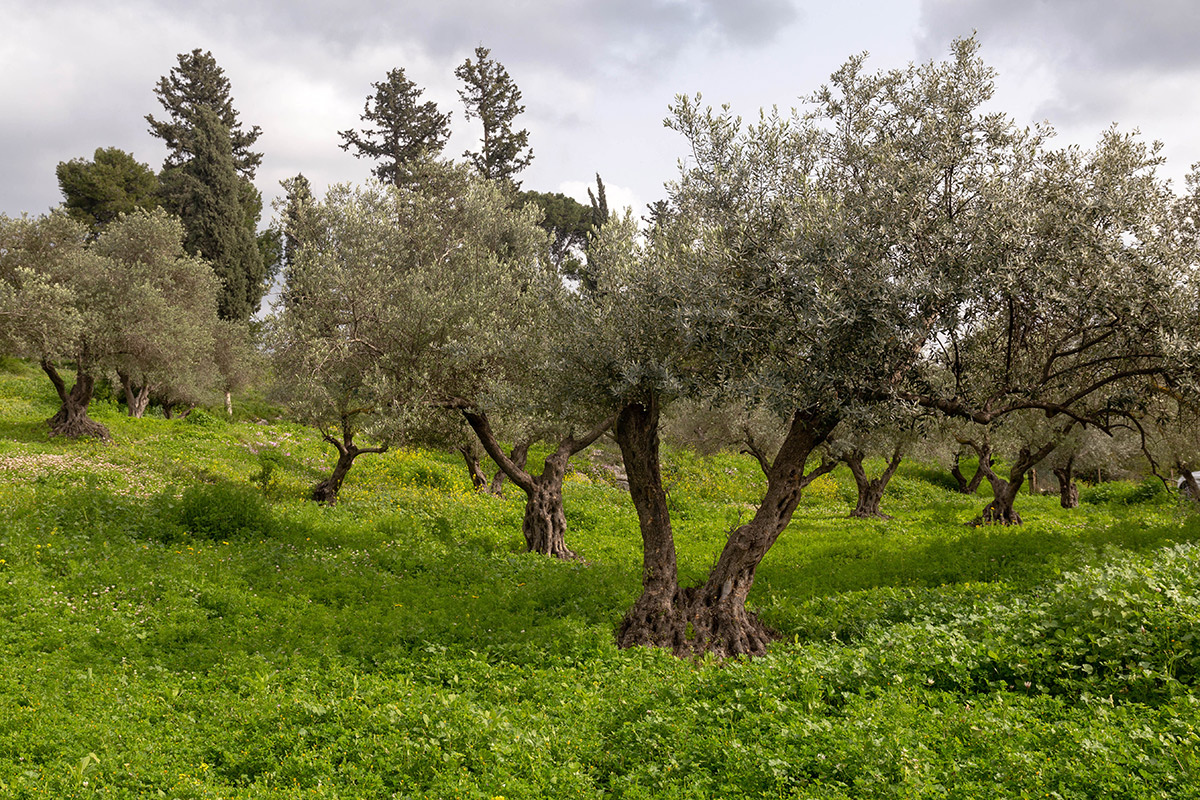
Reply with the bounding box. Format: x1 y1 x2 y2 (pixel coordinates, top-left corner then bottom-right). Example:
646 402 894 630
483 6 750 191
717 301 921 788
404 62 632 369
3 359 1200 797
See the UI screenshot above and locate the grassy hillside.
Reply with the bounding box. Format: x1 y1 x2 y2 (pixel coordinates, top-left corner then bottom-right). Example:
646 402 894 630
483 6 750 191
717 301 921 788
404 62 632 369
3 358 1200 798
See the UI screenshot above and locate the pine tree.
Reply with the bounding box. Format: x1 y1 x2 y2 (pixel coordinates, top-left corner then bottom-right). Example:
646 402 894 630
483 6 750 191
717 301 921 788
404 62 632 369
56 147 160 232
339 69 451 187
455 46 533 186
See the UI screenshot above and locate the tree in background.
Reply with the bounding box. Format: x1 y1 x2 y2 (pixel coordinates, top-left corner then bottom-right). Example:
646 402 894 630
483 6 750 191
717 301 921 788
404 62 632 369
158 108 267 321
339 68 451 187
516 190 591 276
278 173 314 273
910 125 1195 524
0 210 220 440
823 412 925 520
146 48 261 180
455 46 533 187
148 50 269 321
56 147 159 233
270 165 545 505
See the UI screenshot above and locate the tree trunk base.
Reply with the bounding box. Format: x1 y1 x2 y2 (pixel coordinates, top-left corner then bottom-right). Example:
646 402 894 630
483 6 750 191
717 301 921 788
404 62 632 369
972 500 1022 526
48 407 111 442
616 585 776 658
523 485 577 560
311 479 340 505
525 527 577 560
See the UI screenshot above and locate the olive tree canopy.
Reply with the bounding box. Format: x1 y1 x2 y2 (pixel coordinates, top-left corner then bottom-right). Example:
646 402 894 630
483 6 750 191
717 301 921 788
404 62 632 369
0 209 221 440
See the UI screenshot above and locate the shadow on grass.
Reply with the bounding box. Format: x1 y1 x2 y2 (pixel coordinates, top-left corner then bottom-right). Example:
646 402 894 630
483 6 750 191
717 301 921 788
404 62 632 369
0 417 52 445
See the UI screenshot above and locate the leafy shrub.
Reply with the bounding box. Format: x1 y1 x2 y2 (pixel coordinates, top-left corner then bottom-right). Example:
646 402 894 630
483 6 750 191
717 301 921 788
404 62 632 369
250 449 287 498
184 408 224 429
1081 477 1168 506
176 480 273 539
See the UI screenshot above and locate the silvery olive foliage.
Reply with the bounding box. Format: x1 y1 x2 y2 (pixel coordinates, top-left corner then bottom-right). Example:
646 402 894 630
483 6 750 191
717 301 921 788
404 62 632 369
268 162 551 471
0 209 222 437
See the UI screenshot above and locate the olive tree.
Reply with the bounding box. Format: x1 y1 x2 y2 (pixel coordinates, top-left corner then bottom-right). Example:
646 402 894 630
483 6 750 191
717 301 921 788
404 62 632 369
269 163 549 505
910 124 1197 523
565 40 1037 657
0 210 221 440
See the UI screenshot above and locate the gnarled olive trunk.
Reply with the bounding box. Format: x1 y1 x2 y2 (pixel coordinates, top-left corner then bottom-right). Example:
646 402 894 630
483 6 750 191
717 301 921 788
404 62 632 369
311 425 387 505
460 406 611 560
978 477 1024 525
950 442 990 494
118 371 153 418
616 402 838 657
841 446 902 519
42 360 111 441
522 454 574 559
1053 457 1079 509
970 436 1064 525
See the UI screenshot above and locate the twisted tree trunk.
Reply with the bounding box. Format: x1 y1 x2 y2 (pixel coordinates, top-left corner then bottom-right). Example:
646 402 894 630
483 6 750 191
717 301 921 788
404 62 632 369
616 402 838 657
311 423 387 505
969 433 1067 525
42 360 110 441
841 445 903 519
118 371 153 418
950 442 990 494
460 406 612 559
1053 456 1079 509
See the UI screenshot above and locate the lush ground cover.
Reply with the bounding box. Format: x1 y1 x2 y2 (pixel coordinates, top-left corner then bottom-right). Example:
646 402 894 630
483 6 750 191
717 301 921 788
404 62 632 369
3 357 1200 798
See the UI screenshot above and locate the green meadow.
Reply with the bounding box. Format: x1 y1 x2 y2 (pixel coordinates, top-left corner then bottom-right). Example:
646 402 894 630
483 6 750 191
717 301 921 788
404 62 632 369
3 357 1200 799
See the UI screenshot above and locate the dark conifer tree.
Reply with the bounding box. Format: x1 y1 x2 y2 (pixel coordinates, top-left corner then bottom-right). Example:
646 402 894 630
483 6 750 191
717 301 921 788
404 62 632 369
147 49 262 179
147 49 268 320
455 46 533 187
158 109 264 321
339 68 451 187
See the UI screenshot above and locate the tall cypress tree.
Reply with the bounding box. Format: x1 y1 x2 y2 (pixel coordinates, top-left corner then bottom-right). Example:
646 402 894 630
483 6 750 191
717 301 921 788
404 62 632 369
148 49 267 320
158 109 263 321
455 46 533 186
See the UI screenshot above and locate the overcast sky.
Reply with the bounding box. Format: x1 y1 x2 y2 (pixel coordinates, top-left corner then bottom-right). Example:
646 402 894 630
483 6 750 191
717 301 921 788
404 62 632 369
4 0 1200 222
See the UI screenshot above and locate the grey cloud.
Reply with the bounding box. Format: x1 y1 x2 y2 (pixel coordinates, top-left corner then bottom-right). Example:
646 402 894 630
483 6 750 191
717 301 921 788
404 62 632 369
916 0 1200 131
143 0 800 78
918 0 1200 72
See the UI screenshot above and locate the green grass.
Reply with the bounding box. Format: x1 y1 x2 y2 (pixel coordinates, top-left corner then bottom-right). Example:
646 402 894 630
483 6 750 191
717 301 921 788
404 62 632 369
3 359 1200 798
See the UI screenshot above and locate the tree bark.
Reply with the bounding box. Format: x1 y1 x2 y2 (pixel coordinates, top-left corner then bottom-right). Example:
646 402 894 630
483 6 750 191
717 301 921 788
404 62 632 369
616 403 838 657
41 360 111 441
459 444 491 492
311 423 387 505
950 442 990 494
1053 456 1079 509
969 435 1065 525
460 407 611 559
118 371 153 418
841 445 902 519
